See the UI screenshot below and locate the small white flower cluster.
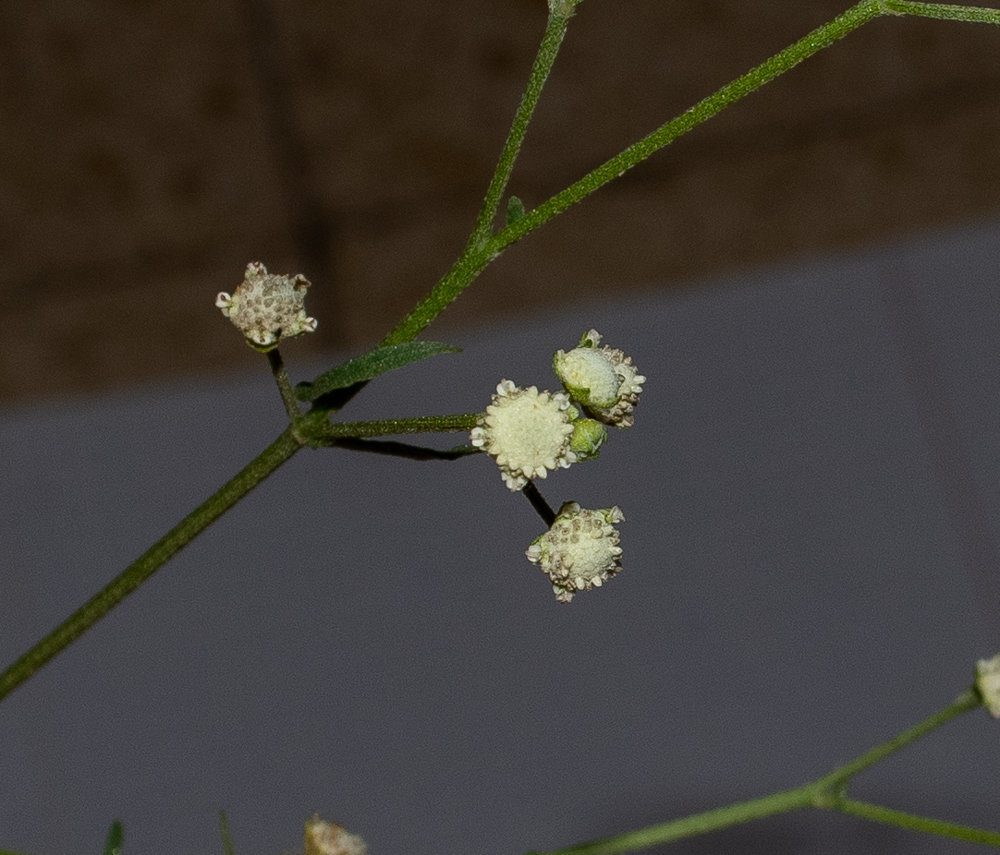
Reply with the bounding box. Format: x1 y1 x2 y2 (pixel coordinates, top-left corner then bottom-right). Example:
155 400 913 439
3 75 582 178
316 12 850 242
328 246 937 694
216 262 317 351
976 652 1000 718
471 330 644 491
470 329 644 602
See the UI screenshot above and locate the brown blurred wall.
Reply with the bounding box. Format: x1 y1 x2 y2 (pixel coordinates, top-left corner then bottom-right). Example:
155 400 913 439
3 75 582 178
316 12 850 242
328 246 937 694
2 0 1000 404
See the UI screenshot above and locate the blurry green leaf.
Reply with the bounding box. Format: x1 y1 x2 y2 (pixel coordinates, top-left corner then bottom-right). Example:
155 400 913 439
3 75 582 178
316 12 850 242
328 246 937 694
506 195 526 226
103 821 124 855
295 342 461 402
219 810 237 855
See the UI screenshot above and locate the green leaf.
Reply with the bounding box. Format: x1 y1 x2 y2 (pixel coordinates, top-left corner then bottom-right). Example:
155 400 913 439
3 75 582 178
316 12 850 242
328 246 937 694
219 810 237 855
506 195 526 226
103 821 124 855
295 341 460 403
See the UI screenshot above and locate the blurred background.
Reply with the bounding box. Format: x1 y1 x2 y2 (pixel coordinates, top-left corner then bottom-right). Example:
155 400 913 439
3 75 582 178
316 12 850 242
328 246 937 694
2 0 1000 404
2 2 1000 855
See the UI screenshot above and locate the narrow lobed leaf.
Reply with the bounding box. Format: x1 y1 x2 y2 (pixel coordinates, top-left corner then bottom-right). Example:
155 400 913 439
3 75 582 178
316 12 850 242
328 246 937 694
103 821 124 855
295 342 461 402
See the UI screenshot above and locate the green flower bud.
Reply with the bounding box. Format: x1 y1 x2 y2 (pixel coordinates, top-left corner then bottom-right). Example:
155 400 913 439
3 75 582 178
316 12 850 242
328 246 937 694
569 417 608 461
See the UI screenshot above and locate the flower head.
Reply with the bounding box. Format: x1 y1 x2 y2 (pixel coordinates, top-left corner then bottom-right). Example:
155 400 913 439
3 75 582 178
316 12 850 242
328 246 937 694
976 652 1000 718
526 501 625 602
470 380 577 490
554 330 645 428
216 262 317 351
304 816 367 855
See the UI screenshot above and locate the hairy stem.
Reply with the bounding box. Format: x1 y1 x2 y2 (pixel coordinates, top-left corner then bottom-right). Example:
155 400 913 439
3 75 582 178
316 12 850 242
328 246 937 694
883 0 1000 21
472 10 576 242
0 429 304 703
309 414 481 440
267 348 303 421
533 687 991 855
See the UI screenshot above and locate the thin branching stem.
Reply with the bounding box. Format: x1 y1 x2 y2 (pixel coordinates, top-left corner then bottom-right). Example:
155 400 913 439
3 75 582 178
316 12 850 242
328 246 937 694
379 0 1000 349
309 414 481 440
533 688 992 855
883 0 1000 21
833 798 1000 845
471 10 576 243
814 688 981 788
0 428 304 703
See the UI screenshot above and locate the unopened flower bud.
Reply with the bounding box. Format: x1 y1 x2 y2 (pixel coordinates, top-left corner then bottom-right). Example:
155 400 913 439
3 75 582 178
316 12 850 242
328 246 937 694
554 330 645 429
568 416 607 461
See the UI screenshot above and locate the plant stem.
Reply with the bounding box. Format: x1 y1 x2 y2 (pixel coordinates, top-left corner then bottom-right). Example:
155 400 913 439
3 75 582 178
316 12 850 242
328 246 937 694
494 0 884 254
834 798 1000 845
267 348 302 420
814 688 981 788
531 687 991 855
309 414 481 440
381 0 885 347
522 480 557 526
377 0 1000 349
0 428 304 703
534 787 815 855
883 0 1000 22
471 10 575 243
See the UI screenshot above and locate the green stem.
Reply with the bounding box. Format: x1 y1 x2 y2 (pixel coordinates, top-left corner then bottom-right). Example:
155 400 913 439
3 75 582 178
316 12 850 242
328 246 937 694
381 0 886 347
883 0 1000 22
267 348 303 421
834 798 1000 846
533 688 990 855
471 10 575 243
494 0 884 254
815 688 981 788
534 787 815 855
310 413 480 440
379 0 1000 349
0 428 304 703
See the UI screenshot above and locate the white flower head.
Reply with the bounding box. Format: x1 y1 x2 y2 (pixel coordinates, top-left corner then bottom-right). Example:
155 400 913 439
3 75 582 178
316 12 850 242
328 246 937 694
304 816 367 855
526 501 625 602
470 380 577 490
976 652 1000 718
216 262 317 352
554 330 645 429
